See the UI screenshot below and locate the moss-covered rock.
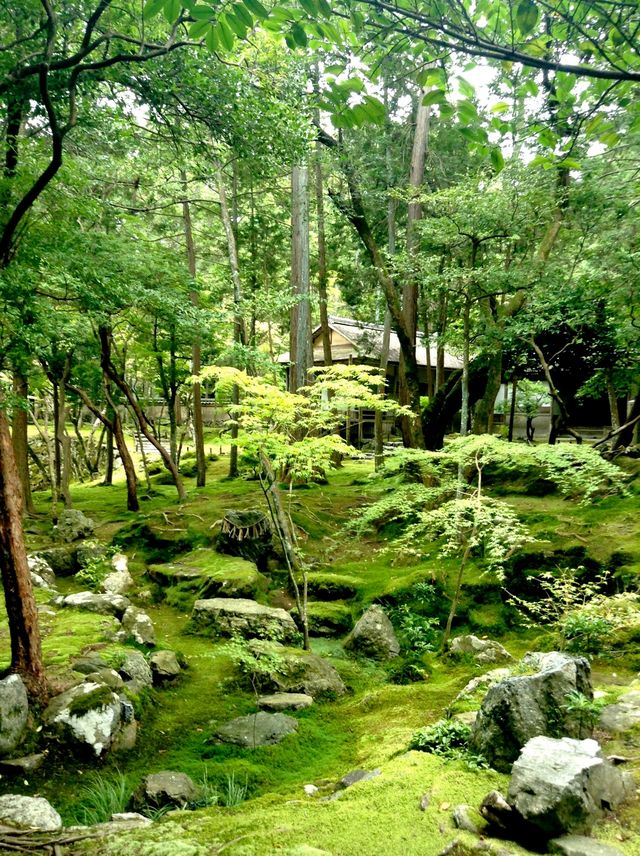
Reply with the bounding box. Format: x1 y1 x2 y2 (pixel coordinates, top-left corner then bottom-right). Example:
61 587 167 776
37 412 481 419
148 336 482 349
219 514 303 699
149 549 267 601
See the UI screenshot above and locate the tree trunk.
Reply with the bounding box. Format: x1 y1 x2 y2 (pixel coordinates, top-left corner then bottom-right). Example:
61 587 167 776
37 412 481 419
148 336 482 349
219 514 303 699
0 409 47 701
460 297 471 435
290 164 312 392
508 378 517 442
312 71 332 368
181 173 206 488
606 371 621 433
473 351 503 435
529 337 583 444
11 371 34 515
57 372 72 508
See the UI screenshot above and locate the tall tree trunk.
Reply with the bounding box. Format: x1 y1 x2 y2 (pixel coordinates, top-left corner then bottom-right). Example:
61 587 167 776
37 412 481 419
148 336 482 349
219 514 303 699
606 371 621 433
313 67 332 368
473 351 503 435
460 296 471 435
180 172 206 488
11 371 34 515
290 164 312 392
57 370 72 508
399 97 430 446
218 163 246 478
0 408 47 701
528 337 583 444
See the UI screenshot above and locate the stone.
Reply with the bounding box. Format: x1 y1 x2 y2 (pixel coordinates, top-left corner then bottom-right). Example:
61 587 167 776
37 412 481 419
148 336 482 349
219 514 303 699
43 682 122 757
470 652 592 772
598 691 640 734
449 635 513 665
261 649 346 698
61 591 130 619
27 555 56 589
71 655 110 675
191 597 298 641
452 804 481 834
0 674 28 757
258 693 314 712
339 768 381 788
102 569 134 596
54 509 95 542
120 606 156 647
111 721 138 753
149 550 268 599
343 605 400 660
303 784 319 796
549 835 625 856
507 736 634 838
149 650 181 684
133 771 198 810
76 541 108 568
119 651 153 689
214 712 298 748
479 790 514 831
0 753 46 775
34 546 78 576
111 812 152 825
83 669 124 690
0 795 62 831
454 668 512 703
419 793 431 811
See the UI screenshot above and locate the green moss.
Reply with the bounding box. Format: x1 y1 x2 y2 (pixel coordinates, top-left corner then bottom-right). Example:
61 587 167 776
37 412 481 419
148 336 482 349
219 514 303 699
149 549 265 598
68 684 115 716
306 601 354 634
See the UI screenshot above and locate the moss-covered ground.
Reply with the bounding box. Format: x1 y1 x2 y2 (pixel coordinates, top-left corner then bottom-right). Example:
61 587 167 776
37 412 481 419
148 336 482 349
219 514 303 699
1 447 639 855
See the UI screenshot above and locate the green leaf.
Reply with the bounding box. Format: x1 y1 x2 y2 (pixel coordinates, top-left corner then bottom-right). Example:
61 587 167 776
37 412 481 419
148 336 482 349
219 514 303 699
324 63 345 75
299 0 318 16
422 89 445 106
191 5 216 19
290 22 308 46
456 99 478 124
189 19 211 37
226 12 248 37
205 25 219 51
143 0 165 20
216 17 236 50
458 77 475 99
360 95 386 125
233 3 253 27
243 0 269 18
490 147 505 172
163 0 180 23
317 0 332 18
516 0 539 35
338 77 365 93
491 101 510 114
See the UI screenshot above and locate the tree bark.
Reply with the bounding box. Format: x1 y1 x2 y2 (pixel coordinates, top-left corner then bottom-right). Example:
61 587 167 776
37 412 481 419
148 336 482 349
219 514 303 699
290 164 312 392
11 371 34 515
473 351 503 435
0 408 47 701
528 337 583 444
180 171 206 488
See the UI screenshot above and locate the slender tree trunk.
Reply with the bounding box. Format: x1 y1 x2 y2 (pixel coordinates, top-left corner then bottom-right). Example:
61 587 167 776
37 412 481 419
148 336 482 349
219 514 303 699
529 337 583 444
180 171 206 487
460 296 471 436
508 378 518 442
0 408 47 701
473 351 503 435
442 539 473 651
57 373 72 508
11 371 34 515
313 68 332 368
606 372 621 433
290 164 312 392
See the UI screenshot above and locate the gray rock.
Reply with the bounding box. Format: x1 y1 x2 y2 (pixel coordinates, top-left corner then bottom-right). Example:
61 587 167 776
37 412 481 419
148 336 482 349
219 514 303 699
119 651 153 689
470 652 592 772
27 555 56 589
83 669 124 690
76 540 107 568
598 690 640 734
43 682 122 757
214 711 298 748
454 668 512 703
191 597 298 641
262 649 346 698
149 650 181 684
120 607 156 647
0 753 46 775
0 795 62 831
102 569 134 596
34 546 78 576
452 804 481 834
111 721 138 753
479 790 514 831
419 793 430 811
449 635 513 665
507 736 634 837
303 784 319 796
344 605 400 660
111 812 152 825
258 693 313 711
54 509 95 542
339 768 381 788
61 591 130 619
549 835 625 856
133 771 198 810
0 674 28 757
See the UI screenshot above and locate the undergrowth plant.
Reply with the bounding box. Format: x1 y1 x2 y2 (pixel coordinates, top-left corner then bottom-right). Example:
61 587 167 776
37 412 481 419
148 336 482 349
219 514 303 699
72 771 130 825
409 718 488 769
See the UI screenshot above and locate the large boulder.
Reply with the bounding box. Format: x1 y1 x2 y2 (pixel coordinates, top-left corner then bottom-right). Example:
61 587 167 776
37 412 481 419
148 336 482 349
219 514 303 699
149 549 268 599
0 674 29 757
258 693 313 711
549 835 625 856
35 545 78 576
449 634 513 665
119 606 156 647
598 690 640 734
191 597 297 641
344 605 400 660
470 652 592 772
0 795 62 832
119 651 153 690
59 591 130 619
132 771 198 811
54 509 95 542
102 553 134 595
259 648 346 699
27 555 56 589
507 736 634 838
43 682 122 756
214 712 298 748
149 650 181 684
